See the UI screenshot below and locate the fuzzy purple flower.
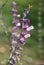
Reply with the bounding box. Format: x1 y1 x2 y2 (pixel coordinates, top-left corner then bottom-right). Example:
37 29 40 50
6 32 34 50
13 13 17 17
12 1 16 7
19 38 25 45
23 19 30 22
12 32 20 39
12 20 19 24
22 24 29 30
23 8 30 17
11 40 17 44
21 32 27 37
20 18 30 23
12 26 18 30
11 9 18 13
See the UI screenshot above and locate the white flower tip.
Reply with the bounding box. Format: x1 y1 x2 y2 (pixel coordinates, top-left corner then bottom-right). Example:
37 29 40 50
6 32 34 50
31 26 34 30
16 23 21 26
17 14 21 17
24 34 31 38
27 26 34 31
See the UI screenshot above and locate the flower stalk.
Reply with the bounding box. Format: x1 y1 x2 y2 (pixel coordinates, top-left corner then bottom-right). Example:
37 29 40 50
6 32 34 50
6 1 34 65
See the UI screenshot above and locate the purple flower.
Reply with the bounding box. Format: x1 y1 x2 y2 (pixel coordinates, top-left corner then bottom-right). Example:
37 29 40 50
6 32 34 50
12 26 18 30
12 20 19 24
19 38 25 45
22 24 29 30
12 1 16 7
21 32 27 37
11 40 17 44
20 19 23 22
13 13 17 17
12 32 20 38
23 13 26 17
23 8 30 17
11 9 18 13
20 19 30 23
23 19 30 22
24 8 29 14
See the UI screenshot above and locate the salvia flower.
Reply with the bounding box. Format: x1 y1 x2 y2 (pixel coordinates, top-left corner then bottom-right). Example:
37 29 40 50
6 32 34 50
13 13 17 17
23 8 30 17
11 40 17 44
11 9 18 13
12 32 20 38
23 18 30 22
19 38 25 45
12 1 16 7
21 32 27 37
22 24 29 30
12 26 18 30
12 20 19 25
20 18 30 23
7 1 34 65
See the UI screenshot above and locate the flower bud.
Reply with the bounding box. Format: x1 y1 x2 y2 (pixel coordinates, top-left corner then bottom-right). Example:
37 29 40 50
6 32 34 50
13 13 17 17
11 40 17 44
21 32 27 37
15 52 20 56
19 47 23 51
12 20 19 24
23 8 30 17
12 33 20 38
22 24 29 30
19 38 25 45
7 61 13 65
11 9 18 13
12 26 18 30
12 1 16 7
20 19 30 23
16 46 23 51
23 19 30 22
23 13 26 17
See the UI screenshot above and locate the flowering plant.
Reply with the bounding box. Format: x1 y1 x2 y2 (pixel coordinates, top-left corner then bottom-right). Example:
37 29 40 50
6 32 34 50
7 1 34 65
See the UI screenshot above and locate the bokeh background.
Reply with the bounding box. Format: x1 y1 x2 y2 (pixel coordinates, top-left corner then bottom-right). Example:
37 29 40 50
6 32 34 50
0 0 44 65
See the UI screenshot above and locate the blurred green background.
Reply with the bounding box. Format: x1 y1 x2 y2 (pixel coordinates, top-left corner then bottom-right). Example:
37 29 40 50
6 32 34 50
0 0 44 65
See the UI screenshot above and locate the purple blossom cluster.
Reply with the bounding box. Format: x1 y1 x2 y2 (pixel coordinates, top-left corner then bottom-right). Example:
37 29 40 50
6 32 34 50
7 1 34 65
